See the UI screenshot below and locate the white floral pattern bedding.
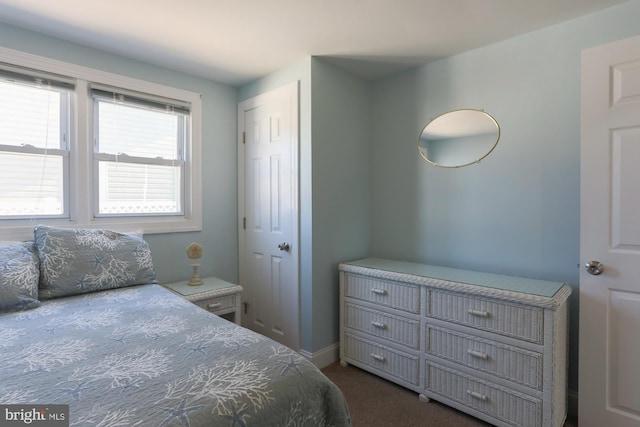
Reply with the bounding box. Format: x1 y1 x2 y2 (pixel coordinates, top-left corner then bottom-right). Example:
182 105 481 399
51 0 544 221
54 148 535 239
0 284 351 426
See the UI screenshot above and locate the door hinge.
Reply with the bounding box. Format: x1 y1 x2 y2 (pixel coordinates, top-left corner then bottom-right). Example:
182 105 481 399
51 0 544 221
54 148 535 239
242 131 246 144
243 217 246 229
242 302 248 314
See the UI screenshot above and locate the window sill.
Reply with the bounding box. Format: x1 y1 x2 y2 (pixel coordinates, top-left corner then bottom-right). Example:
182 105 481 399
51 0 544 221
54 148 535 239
0 215 202 242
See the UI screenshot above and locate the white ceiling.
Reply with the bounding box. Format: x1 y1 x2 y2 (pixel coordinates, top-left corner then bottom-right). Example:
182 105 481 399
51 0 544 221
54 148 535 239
0 0 630 85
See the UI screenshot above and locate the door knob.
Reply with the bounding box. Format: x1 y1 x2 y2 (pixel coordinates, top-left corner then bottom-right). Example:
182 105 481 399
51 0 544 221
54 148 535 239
585 260 603 275
278 242 290 252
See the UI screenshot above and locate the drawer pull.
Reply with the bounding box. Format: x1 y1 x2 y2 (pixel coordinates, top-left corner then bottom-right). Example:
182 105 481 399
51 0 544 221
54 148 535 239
466 390 488 401
371 353 387 362
468 309 490 318
371 288 388 296
467 349 489 360
371 321 388 329
207 302 223 310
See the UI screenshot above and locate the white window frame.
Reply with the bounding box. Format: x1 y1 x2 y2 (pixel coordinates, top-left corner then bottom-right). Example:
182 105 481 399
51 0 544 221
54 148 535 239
0 46 202 241
90 86 189 218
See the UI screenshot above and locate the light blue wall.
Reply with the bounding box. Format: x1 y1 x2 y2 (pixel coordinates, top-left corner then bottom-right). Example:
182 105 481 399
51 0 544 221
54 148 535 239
0 22 239 285
310 58 371 351
370 0 640 395
4 0 640 391
0 21 373 356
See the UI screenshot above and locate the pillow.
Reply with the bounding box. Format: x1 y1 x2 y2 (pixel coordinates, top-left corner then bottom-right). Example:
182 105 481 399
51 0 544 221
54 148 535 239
35 225 158 299
0 241 41 313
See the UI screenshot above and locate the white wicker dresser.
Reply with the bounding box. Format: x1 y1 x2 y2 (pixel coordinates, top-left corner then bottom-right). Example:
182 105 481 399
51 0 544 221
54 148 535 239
339 258 571 427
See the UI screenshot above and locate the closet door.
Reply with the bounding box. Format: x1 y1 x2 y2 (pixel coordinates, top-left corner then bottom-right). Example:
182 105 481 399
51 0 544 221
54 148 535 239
238 83 299 351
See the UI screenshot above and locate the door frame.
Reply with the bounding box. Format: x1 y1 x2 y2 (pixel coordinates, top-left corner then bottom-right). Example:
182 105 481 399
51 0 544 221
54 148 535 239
237 82 300 350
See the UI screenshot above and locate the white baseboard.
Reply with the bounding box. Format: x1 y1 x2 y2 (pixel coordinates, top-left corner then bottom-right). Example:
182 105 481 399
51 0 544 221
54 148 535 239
568 389 578 418
299 342 339 369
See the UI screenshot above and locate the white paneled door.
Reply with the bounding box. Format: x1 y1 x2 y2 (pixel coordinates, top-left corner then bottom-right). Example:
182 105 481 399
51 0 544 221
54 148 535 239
580 34 640 427
238 83 299 351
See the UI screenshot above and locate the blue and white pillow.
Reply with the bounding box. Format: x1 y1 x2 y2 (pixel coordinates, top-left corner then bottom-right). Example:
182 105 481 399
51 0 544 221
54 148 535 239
0 241 41 313
35 225 158 299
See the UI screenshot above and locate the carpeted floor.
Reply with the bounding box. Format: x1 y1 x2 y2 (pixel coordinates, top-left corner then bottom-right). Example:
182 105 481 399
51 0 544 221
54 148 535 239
321 362 578 427
321 362 490 427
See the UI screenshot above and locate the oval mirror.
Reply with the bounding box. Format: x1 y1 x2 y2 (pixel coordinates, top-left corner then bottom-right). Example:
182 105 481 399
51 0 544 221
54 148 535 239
418 109 500 168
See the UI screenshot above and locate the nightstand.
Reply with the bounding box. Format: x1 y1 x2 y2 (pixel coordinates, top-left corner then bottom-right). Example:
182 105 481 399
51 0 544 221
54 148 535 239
164 276 243 324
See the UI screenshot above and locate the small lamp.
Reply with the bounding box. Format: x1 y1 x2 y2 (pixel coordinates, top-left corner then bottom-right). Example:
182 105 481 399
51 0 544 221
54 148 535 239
186 242 204 286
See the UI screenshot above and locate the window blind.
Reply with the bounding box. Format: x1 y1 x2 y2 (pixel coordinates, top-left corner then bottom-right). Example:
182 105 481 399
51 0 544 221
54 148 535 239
0 63 75 91
90 85 190 114
0 67 72 218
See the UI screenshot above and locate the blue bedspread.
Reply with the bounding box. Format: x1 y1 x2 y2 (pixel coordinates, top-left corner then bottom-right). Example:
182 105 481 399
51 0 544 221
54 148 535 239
0 284 350 426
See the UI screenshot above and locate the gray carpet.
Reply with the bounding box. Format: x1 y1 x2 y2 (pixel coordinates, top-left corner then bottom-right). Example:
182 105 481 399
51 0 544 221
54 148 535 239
321 362 491 427
321 362 578 426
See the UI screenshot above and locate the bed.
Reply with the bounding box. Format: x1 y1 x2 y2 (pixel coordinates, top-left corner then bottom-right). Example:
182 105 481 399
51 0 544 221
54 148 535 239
0 225 351 427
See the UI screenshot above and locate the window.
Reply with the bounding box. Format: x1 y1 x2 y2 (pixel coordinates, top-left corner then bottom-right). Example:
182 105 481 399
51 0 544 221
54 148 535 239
0 48 202 241
0 68 72 218
92 87 189 217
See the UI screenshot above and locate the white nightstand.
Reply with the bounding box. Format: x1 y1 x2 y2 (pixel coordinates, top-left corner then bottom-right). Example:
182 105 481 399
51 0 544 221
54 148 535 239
164 276 243 325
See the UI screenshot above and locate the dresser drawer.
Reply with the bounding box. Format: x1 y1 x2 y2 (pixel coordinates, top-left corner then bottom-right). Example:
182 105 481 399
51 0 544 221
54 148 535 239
426 325 543 390
345 302 420 350
429 290 543 343
343 332 419 386
344 274 420 314
425 362 542 427
194 294 237 313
